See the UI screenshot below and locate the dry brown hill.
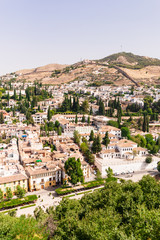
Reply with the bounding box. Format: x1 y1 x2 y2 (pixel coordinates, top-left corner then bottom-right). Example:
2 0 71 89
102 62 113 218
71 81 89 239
14 53 160 86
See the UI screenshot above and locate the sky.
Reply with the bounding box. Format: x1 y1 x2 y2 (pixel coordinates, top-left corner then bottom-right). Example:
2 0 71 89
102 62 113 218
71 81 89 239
0 0 160 75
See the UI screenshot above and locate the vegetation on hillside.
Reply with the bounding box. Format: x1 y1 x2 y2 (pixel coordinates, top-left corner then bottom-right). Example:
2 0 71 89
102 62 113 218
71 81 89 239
99 52 160 69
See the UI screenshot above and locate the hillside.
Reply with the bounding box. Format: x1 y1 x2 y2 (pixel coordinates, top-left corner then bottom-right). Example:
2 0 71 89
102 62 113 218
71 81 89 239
99 52 160 69
8 52 160 86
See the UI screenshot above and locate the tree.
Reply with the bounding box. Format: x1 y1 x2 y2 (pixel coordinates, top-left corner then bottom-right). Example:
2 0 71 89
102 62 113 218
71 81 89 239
91 135 102 154
82 115 85 123
19 91 22 101
145 156 152 163
6 187 13 200
57 127 62 136
108 120 119 128
106 167 113 178
96 169 102 180
13 89 17 100
73 130 81 146
0 112 4 124
87 116 90 124
98 99 105 115
15 185 26 198
75 114 78 124
0 189 3 201
143 111 149 132
102 131 110 147
121 127 130 138
64 157 83 185
90 106 93 115
81 100 89 113
89 130 94 141
47 106 52 121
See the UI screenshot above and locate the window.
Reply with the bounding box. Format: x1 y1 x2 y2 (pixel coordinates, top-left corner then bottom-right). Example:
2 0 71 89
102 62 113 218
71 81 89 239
49 178 52 181
23 180 25 183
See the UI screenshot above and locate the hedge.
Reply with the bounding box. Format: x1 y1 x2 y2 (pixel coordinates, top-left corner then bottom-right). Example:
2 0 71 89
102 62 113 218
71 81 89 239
0 195 37 210
55 179 105 196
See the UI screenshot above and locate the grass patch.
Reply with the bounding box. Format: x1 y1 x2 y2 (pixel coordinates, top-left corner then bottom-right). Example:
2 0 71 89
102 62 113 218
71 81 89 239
20 204 36 209
63 194 75 198
2 208 18 214
77 190 92 195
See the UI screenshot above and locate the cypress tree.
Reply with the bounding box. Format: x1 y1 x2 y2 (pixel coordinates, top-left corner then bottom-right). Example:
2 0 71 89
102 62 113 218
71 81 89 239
90 106 93 115
98 99 105 115
75 114 78 124
87 116 90 124
102 131 110 148
89 130 94 141
47 106 52 121
19 91 22 101
82 115 85 123
0 112 4 124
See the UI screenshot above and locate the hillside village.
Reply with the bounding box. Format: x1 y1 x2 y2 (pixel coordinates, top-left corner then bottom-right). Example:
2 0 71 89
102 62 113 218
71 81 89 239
0 55 160 198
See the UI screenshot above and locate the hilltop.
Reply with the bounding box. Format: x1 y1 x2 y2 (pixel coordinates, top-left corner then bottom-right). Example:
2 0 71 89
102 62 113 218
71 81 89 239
6 52 160 86
99 52 160 69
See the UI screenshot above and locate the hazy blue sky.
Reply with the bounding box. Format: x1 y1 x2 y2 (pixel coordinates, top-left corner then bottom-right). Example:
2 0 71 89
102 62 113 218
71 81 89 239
0 0 160 75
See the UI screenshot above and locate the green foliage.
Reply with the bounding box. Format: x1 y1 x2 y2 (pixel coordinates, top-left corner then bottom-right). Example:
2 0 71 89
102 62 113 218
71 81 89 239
102 131 110 147
0 195 37 210
89 130 94 141
106 167 113 178
6 187 13 200
15 185 26 198
0 189 3 201
55 179 105 195
91 135 102 153
121 127 130 138
108 120 119 128
145 156 152 163
73 130 81 146
64 157 84 185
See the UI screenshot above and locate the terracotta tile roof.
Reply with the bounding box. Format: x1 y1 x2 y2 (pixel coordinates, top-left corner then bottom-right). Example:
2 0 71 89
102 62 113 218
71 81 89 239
0 173 28 184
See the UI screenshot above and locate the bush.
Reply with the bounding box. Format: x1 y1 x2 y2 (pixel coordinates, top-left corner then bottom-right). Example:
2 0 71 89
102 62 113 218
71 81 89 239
145 156 152 163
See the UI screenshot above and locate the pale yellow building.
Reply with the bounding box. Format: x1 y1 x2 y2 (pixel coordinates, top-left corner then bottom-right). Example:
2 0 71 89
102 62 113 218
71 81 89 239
0 173 28 196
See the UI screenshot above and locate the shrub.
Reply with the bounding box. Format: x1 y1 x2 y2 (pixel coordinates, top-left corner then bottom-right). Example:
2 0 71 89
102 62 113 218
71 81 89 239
145 156 152 163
